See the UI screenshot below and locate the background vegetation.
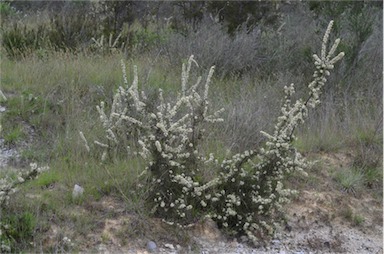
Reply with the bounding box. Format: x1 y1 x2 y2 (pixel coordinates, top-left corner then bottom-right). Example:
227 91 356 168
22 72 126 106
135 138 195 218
0 1 382 252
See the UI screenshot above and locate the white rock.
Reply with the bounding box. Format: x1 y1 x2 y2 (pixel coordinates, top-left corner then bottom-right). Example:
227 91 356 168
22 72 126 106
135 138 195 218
72 184 84 199
164 243 175 250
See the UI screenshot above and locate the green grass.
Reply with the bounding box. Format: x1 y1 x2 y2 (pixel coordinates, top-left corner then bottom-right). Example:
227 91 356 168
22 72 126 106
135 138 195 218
1 52 122 98
295 129 345 153
0 211 36 252
354 128 382 148
295 92 382 155
0 153 149 252
352 214 365 226
3 125 24 146
363 166 383 189
340 207 365 227
34 170 60 188
333 168 365 195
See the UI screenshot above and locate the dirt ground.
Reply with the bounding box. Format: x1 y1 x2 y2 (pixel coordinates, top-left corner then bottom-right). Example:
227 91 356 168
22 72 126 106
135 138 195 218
38 152 377 254
75 189 382 254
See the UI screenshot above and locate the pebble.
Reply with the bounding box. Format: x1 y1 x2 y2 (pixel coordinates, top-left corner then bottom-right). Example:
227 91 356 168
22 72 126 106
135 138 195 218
164 243 174 250
72 184 84 199
146 240 157 253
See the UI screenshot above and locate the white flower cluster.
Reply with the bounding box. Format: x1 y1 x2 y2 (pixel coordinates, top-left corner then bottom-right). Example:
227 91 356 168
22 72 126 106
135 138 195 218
203 20 343 244
137 56 224 180
85 20 343 247
82 54 226 223
149 20 344 245
0 163 49 207
80 56 223 165
80 61 147 161
310 21 344 108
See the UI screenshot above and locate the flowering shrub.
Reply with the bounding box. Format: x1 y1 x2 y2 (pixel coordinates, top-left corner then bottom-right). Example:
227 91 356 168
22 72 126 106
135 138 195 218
0 163 49 252
0 163 49 207
83 21 344 244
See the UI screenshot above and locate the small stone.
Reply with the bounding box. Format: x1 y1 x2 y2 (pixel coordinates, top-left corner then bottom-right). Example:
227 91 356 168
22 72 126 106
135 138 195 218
164 243 175 250
146 241 157 253
72 184 84 199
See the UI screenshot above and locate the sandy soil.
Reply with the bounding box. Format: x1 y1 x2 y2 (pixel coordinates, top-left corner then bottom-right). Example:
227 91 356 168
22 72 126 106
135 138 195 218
80 152 383 254
84 190 382 254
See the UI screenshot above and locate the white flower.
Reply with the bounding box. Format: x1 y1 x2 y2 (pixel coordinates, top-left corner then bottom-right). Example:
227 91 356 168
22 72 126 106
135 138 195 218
101 151 107 161
227 208 237 216
155 141 162 152
30 163 38 170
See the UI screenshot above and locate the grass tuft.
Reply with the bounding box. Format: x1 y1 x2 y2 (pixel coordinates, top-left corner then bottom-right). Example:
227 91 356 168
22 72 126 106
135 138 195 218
333 168 364 195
